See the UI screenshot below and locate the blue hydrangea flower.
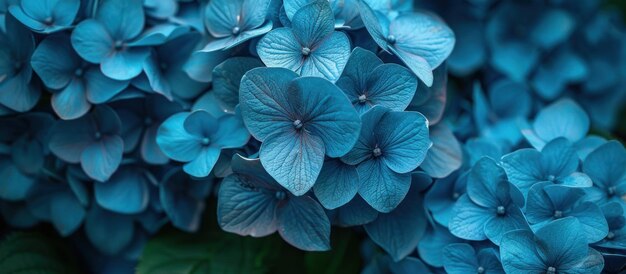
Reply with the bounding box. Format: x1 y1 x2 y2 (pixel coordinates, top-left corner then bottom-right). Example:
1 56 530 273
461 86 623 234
582 141 626 205
500 217 605 274
425 170 468 226
31 34 130 119
442 3 487 76
473 80 531 147
217 154 330 251
521 98 590 150
71 0 150 81
531 48 588 101
449 157 529 245
594 202 626 250
342 106 430 212
443 243 504 274
201 0 273 52
486 2 574 81
257 1 350 82
364 174 429 261
418 223 467 268
159 167 213 232
48 105 124 182
239 67 361 195
336 47 418 114
501 137 592 196
358 0 455 86
114 95 182 165
8 0 79 33
156 110 250 177
136 31 206 101
526 183 608 243
0 14 39 112
26 178 86 237
0 112 51 201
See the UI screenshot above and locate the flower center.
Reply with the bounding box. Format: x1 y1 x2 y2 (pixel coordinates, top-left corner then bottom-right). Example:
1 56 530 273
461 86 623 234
386 35 396 44
275 191 286 200
477 266 485 274
608 186 617 196
74 68 84 77
607 231 615 240
160 62 168 70
201 137 210 146
547 174 556 182
496 205 506 216
547 266 556 274
94 131 102 140
372 147 382 157
114 40 125 50
301 47 311 56
232 26 240 35
452 192 460 200
553 210 563 219
358 94 367 104
44 17 53 25
144 117 153 126
293 119 303 130
14 61 23 70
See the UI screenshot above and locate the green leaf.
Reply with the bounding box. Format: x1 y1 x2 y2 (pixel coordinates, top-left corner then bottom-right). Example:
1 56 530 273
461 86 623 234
304 228 362 274
138 201 304 274
0 232 81 274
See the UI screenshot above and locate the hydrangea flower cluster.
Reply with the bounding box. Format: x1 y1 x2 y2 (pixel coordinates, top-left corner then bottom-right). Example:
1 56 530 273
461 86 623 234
0 0 626 273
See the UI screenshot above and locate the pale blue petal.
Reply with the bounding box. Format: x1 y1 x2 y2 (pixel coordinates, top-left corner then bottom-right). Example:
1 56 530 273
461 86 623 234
357 158 410 213
101 47 150 81
182 146 221 177
238 67 298 141
260 129 325 196
156 112 202 162
533 99 589 144
71 20 113 63
379 111 430 174
449 195 490 241
96 0 144 41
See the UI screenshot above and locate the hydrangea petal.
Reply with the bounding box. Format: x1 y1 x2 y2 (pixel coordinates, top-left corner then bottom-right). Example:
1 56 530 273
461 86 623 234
420 123 462 178
260 129 324 196
80 135 124 182
156 112 202 162
71 20 113 63
313 159 359 209
449 195 490 241
364 182 427 262
278 195 330 251
379 111 430 174
94 167 149 214
182 147 221 178
357 158 410 213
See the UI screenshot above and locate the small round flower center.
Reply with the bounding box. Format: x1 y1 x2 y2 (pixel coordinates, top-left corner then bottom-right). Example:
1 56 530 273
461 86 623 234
386 35 396 44
547 266 556 274
373 147 382 157
201 137 210 146
114 40 125 50
144 117 153 126
547 174 556 182
607 231 615 240
44 17 53 25
477 266 485 274
94 131 102 140
553 210 563 219
301 47 311 56
452 192 460 200
14 61 22 70
608 186 617 196
358 94 367 104
160 62 168 70
293 119 303 130
275 191 286 200
496 205 506 216
232 26 241 35
74 68 84 77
